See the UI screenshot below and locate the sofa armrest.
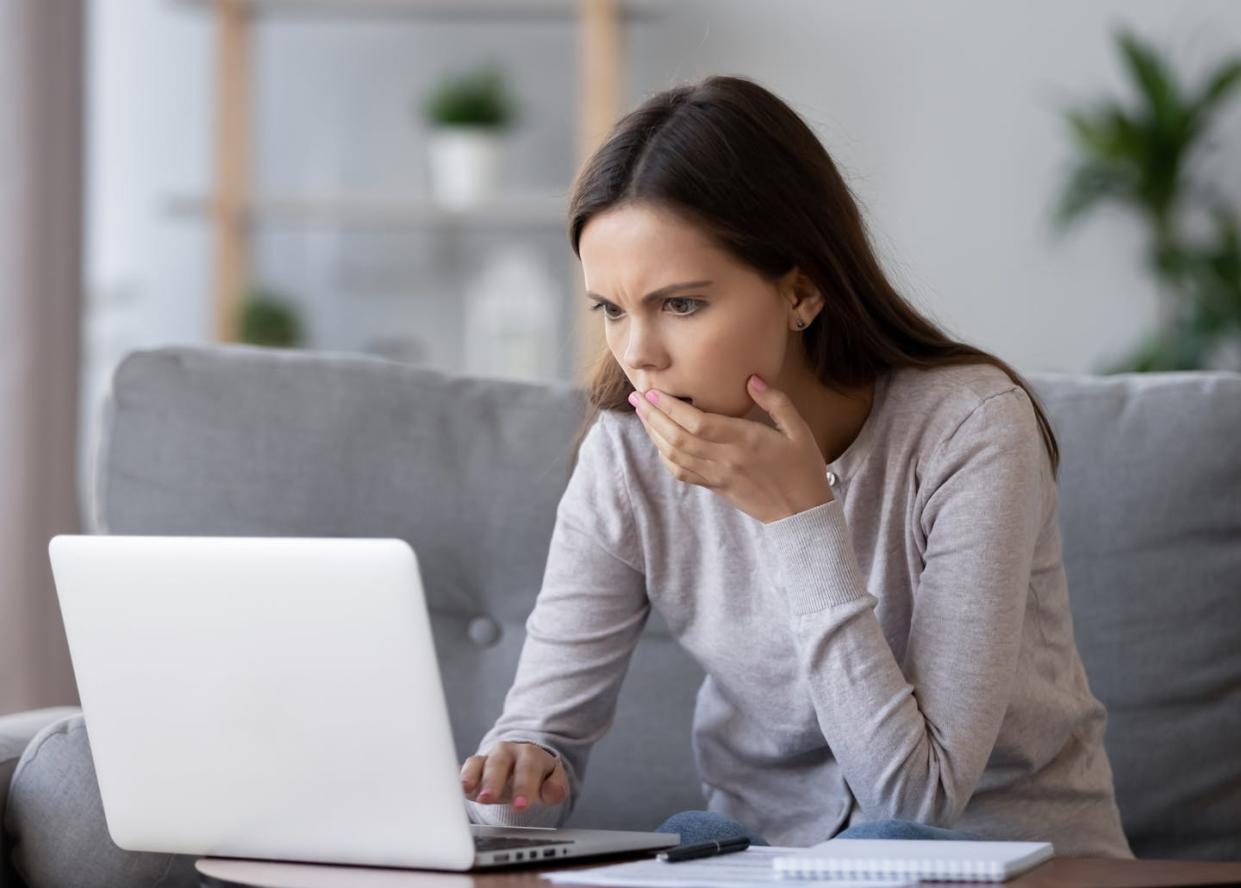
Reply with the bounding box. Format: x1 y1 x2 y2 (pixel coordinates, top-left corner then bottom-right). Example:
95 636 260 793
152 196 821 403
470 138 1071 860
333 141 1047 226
1 708 81 888
4 714 198 888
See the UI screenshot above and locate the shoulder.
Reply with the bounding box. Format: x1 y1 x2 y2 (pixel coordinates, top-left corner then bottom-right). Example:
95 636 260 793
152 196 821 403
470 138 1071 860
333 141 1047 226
585 407 663 478
592 406 644 443
570 407 665 510
882 365 1052 517
579 408 700 522
560 410 651 568
885 362 1039 451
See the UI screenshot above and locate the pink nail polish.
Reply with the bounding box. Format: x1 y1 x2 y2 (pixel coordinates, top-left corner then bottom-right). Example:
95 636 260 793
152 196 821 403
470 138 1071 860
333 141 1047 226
514 795 528 809
750 375 767 392
645 390 660 404
628 392 640 407
477 789 492 802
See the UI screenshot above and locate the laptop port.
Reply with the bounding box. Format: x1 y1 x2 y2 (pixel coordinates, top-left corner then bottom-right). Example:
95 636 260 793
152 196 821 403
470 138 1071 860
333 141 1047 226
515 852 524 860
543 849 556 858
494 854 510 862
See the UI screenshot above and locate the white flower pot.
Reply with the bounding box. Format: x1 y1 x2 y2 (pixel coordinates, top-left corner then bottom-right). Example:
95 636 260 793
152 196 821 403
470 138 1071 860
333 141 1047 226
426 126 505 209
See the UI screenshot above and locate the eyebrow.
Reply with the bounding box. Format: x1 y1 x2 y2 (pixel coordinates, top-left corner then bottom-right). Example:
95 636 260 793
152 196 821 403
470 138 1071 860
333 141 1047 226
585 280 713 307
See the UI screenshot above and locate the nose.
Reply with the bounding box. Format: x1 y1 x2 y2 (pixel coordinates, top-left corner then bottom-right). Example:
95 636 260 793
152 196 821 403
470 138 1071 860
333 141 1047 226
619 319 667 374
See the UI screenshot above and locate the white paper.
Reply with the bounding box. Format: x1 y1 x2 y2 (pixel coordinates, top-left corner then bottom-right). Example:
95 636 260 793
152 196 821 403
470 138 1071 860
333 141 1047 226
542 846 913 888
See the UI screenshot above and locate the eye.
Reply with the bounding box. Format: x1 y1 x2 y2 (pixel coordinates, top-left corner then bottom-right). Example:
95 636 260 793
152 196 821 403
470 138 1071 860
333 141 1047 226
588 297 704 321
664 297 701 316
588 302 625 320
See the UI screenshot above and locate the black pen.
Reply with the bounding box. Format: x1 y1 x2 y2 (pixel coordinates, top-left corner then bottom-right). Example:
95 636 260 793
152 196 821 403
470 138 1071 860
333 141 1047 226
657 836 751 863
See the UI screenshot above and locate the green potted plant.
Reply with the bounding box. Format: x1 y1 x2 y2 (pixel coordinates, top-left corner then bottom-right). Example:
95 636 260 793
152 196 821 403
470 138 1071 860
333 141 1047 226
1052 28 1241 371
239 287 304 348
418 63 520 209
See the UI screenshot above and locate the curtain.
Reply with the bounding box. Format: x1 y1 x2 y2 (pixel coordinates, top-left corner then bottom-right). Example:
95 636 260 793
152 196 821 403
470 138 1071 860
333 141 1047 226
0 0 84 714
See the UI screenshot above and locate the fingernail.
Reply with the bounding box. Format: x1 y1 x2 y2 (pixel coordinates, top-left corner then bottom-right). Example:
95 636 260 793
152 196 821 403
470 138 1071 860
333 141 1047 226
514 795 528 809
645 390 660 404
477 789 492 802
749 375 767 392
627 392 640 408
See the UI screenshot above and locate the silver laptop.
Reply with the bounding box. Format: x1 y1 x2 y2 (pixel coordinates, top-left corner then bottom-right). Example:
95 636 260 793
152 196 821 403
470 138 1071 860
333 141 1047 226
48 534 679 871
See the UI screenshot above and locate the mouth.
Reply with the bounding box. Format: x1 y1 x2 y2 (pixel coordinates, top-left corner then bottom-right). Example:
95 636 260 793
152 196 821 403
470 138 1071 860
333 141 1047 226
638 388 693 405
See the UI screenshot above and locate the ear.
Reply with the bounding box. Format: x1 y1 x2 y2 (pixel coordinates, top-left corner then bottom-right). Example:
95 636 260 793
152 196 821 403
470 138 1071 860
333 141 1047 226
779 267 825 317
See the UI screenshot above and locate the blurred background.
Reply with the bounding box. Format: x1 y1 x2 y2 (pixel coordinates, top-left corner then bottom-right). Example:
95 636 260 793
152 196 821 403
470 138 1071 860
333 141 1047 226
2 0 1239 714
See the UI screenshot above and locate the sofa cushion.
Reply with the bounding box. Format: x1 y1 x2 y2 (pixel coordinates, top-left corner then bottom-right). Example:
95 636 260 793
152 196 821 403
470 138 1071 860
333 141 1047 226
5 715 196 888
1029 371 1241 861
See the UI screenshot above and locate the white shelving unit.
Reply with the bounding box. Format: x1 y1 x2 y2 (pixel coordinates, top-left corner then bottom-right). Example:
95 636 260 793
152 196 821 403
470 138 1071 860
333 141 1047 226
175 0 649 381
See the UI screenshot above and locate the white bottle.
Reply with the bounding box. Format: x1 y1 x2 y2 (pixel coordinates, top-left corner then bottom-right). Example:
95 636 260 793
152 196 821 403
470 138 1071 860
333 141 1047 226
463 244 561 382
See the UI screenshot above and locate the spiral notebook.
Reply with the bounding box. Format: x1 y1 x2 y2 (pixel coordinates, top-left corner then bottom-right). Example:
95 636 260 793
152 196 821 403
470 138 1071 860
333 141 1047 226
771 839 1054 883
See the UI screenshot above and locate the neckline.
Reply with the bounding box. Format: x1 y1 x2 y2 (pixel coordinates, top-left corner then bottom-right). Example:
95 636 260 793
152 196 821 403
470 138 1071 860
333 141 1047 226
825 369 893 480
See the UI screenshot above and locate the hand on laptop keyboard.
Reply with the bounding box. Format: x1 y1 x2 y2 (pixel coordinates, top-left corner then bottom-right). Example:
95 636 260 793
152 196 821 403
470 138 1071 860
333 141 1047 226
461 740 569 813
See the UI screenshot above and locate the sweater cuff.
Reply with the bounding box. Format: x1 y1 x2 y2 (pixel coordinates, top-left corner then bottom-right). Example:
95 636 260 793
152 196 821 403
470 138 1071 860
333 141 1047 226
465 796 568 828
761 497 870 614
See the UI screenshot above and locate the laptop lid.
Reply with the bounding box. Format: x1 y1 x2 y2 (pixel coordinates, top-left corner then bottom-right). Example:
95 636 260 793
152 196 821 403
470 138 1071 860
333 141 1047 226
48 535 478 870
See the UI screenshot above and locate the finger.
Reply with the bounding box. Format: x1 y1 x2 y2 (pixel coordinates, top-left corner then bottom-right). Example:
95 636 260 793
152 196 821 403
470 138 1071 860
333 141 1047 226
639 414 716 486
477 744 516 804
638 389 754 446
746 375 811 441
629 391 716 461
638 389 719 441
460 755 486 798
511 746 555 812
657 449 715 488
649 424 716 487
540 762 570 805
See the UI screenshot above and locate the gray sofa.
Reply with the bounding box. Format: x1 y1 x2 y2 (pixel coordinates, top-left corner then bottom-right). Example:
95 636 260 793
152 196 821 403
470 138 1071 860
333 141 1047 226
2 344 1239 887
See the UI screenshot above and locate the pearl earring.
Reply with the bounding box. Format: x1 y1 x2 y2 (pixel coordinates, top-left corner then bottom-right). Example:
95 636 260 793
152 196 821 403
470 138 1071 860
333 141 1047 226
795 318 806 330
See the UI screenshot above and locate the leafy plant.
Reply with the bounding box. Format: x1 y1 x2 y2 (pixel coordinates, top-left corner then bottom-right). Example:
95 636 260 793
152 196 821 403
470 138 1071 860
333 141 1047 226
1052 28 1241 371
240 289 303 348
420 64 518 129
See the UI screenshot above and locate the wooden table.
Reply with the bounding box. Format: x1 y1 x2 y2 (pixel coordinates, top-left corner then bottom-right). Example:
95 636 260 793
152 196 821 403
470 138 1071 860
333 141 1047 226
197 852 1241 887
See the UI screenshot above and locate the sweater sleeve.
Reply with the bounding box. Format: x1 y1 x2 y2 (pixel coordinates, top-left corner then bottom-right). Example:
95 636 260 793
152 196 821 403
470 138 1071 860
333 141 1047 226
758 388 1047 827
465 411 650 828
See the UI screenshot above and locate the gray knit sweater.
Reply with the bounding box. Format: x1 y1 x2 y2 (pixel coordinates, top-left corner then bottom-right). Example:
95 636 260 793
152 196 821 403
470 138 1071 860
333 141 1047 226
465 363 1134 858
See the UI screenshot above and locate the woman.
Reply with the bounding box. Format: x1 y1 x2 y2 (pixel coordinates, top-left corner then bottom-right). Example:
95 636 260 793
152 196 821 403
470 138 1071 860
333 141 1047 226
458 75 1133 857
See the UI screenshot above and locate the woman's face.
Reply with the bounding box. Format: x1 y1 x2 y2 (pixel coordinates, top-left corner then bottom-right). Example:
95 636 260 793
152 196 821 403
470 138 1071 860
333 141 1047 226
578 203 803 418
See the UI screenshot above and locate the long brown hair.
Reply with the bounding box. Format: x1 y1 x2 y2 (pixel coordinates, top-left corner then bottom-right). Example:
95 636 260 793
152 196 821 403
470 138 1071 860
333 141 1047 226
566 75 1058 478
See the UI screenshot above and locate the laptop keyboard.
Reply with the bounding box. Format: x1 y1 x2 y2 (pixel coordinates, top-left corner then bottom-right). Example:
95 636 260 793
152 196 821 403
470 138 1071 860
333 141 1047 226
474 835 574 852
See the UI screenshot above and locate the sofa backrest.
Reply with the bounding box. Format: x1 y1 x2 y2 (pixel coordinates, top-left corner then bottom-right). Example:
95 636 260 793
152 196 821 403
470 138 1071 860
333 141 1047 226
1023 371 1241 861
95 346 1241 859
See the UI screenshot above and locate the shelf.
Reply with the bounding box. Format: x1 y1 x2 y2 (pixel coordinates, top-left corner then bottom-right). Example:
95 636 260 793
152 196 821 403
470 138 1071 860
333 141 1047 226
170 0 657 23
184 0 621 372
166 190 570 229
